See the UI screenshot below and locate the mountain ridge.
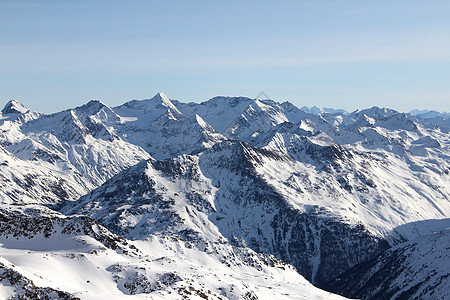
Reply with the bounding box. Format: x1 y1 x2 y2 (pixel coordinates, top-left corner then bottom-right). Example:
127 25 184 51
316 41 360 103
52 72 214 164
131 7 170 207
0 93 449 299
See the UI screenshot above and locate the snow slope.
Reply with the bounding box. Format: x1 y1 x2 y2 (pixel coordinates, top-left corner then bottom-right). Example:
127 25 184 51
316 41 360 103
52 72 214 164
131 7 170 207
61 142 390 285
0 204 347 299
0 100 151 204
0 143 90 205
1 94 449 298
325 227 450 300
176 96 288 141
113 93 226 160
58 97 449 289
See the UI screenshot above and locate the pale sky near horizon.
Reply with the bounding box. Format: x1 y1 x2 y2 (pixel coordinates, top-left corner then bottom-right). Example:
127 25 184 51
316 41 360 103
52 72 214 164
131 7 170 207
1 0 449 113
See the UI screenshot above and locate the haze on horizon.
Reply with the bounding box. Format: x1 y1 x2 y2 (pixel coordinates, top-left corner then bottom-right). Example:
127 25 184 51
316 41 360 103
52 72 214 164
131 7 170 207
1 0 449 114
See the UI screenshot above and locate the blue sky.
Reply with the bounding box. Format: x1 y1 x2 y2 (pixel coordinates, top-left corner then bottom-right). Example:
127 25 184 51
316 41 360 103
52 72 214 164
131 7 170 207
1 0 449 113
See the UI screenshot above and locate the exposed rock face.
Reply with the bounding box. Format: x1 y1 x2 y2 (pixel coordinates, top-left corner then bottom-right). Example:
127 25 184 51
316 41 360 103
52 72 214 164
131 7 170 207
1 100 30 115
0 204 139 255
0 203 343 299
324 229 450 300
61 141 390 285
270 210 389 286
0 261 79 300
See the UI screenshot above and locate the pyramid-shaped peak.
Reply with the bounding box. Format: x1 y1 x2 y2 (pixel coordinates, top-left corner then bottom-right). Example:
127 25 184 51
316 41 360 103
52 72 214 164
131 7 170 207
151 92 170 104
86 99 106 106
2 100 30 114
150 92 181 113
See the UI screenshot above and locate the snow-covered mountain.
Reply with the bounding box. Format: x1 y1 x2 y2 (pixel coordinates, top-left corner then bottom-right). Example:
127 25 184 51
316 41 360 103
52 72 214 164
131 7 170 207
0 100 151 205
1 94 449 298
60 133 450 285
299 105 348 116
0 143 90 204
409 109 450 119
1 100 31 115
176 96 289 142
325 224 450 300
113 93 226 160
0 203 348 299
60 142 390 286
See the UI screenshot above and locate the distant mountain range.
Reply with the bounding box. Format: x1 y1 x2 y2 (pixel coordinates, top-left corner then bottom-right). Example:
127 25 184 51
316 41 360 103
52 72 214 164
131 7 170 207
0 93 449 299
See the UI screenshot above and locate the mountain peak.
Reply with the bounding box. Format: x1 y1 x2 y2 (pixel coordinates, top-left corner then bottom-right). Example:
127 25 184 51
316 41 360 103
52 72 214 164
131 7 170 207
75 99 114 115
1 100 30 114
350 106 398 120
300 105 323 115
86 99 106 106
151 92 170 104
150 92 181 113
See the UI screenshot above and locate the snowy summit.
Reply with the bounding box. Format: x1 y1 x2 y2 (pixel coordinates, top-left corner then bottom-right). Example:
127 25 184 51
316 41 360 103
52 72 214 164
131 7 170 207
0 93 449 299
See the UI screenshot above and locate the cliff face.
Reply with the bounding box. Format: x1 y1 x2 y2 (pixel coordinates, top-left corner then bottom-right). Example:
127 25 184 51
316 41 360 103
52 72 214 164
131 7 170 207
324 228 450 300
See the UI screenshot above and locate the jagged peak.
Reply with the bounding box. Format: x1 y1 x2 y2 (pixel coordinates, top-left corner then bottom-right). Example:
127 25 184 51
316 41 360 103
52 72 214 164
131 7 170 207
152 91 170 102
280 101 299 110
150 92 180 112
118 92 182 118
206 96 253 108
1 100 30 114
301 105 323 115
85 99 107 107
76 99 110 114
252 99 279 111
351 106 399 119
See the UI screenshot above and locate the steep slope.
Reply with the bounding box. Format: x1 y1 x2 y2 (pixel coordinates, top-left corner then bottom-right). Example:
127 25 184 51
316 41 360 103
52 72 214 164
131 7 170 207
1 100 31 115
175 96 257 132
12 100 151 185
0 100 151 204
250 108 450 241
280 101 321 124
61 141 391 286
0 204 347 299
240 117 450 241
114 92 226 160
325 228 450 300
62 127 450 285
221 99 288 141
0 259 78 300
0 143 89 204
1 96 449 298
177 96 289 141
